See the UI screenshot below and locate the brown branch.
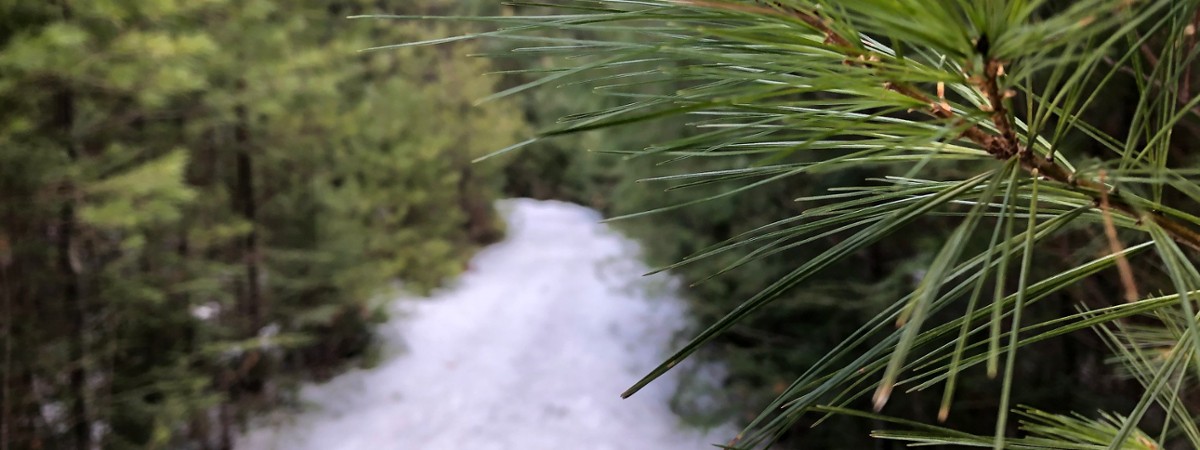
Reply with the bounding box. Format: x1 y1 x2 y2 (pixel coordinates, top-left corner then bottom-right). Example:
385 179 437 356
685 0 1200 253
979 60 1020 158
1099 171 1140 302
1139 41 1160 68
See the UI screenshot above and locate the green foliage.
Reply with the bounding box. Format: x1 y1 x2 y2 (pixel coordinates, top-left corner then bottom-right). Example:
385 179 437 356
397 0 1200 448
0 1 523 448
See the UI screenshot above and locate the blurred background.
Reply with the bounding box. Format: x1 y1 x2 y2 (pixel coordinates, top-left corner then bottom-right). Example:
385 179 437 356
0 1 1166 449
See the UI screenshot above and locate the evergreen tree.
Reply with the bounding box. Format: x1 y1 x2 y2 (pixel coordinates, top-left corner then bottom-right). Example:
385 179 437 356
0 1 524 448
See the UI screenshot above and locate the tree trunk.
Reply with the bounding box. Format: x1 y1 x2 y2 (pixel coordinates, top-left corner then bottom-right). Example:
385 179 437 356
223 82 264 450
56 77 90 450
456 155 502 245
217 402 233 450
235 95 262 332
1 253 11 450
54 4 89 440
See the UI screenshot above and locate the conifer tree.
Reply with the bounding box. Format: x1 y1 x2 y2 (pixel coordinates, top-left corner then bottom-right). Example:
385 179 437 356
0 1 524 447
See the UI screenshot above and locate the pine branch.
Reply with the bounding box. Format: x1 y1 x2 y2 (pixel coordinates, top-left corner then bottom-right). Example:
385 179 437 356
688 0 1200 252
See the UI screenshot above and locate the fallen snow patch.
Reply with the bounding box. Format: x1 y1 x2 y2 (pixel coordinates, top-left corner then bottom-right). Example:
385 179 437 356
238 199 731 450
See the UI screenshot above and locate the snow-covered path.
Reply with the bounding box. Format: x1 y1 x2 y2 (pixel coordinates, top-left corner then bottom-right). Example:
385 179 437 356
238 199 730 450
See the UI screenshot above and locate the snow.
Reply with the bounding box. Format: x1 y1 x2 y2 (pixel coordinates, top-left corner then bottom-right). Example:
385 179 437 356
238 199 732 450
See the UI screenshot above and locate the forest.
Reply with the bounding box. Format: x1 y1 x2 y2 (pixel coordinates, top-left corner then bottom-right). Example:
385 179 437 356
0 1 523 448
5 0 1200 449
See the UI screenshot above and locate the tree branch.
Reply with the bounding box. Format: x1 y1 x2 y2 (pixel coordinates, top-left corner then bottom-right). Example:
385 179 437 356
687 0 1200 252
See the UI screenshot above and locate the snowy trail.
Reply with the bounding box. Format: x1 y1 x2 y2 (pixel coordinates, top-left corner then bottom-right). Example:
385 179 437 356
239 199 730 450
